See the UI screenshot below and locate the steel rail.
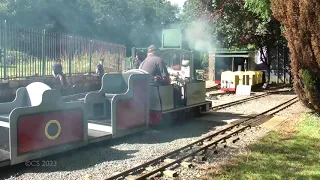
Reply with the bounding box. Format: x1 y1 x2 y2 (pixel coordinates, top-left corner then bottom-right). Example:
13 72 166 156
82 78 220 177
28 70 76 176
134 97 299 180
61 84 292 103
210 93 270 110
105 96 298 180
210 89 293 111
247 99 299 127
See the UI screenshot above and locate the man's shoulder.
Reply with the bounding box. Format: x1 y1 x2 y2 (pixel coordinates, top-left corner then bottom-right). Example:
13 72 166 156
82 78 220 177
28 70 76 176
148 55 163 62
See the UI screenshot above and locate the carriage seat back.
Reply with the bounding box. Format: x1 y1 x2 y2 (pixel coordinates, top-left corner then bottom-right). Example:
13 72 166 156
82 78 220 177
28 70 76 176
25 82 52 106
101 73 128 94
101 70 152 94
0 82 60 123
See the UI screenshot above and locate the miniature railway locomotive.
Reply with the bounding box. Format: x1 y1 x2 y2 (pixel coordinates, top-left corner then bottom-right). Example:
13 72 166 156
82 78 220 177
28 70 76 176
220 70 264 92
213 52 265 92
131 47 211 125
210 49 264 86
131 28 211 124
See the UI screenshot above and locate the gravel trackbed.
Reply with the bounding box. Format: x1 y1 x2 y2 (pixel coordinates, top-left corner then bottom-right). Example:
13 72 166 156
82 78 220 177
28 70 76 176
0 90 302 180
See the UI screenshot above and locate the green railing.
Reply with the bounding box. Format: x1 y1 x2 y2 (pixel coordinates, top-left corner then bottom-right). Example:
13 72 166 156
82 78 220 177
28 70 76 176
0 20 126 79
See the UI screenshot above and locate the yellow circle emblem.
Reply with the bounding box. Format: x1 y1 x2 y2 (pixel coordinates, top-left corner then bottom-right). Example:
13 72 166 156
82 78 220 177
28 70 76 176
45 120 61 140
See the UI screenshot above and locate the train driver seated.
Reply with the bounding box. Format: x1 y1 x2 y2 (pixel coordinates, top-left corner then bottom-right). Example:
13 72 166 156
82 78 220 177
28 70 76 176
139 45 170 85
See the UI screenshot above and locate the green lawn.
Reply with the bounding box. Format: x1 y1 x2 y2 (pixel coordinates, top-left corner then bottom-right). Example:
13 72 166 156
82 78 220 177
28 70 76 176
208 113 320 180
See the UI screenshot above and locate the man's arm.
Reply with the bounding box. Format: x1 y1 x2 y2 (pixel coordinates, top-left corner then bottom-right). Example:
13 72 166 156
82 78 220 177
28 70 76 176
158 61 170 84
96 65 100 74
139 60 145 69
52 65 57 77
52 70 57 77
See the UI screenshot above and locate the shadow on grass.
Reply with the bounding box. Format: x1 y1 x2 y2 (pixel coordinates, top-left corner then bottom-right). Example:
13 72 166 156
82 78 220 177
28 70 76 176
208 113 320 180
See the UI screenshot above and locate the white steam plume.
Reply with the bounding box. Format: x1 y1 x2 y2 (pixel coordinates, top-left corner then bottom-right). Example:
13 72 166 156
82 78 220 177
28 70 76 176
185 20 215 52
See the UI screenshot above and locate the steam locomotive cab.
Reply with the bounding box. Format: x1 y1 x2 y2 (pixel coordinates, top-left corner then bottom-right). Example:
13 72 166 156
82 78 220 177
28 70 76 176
132 47 210 125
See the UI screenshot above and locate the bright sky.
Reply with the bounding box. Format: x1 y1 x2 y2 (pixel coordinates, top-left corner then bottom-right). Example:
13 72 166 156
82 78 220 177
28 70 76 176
168 0 187 9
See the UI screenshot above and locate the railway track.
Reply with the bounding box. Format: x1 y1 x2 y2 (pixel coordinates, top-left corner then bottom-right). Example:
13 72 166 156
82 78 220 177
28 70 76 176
61 84 292 103
210 89 292 111
210 93 270 111
105 96 298 180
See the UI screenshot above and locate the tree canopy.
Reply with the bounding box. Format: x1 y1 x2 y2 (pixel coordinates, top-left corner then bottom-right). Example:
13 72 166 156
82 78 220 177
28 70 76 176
181 0 283 81
0 0 179 52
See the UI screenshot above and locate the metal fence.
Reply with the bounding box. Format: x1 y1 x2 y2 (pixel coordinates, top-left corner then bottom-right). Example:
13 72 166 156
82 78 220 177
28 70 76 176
0 20 126 79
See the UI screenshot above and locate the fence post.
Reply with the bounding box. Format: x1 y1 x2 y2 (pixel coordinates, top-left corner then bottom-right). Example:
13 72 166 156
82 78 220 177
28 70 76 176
0 49 2 79
131 47 136 69
3 20 7 79
42 29 46 76
68 36 72 76
125 46 129 70
117 46 120 72
89 39 93 74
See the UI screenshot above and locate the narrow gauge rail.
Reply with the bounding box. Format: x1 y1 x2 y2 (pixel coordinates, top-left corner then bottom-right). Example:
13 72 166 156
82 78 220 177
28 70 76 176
62 88 291 109
61 80 292 102
106 96 298 180
210 89 292 111
210 93 270 111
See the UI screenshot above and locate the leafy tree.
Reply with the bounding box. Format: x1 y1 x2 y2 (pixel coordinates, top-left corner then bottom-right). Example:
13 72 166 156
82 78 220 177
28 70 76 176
126 0 179 47
272 0 320 112
181 0 283 82
244 0 271 21
0 0 179 54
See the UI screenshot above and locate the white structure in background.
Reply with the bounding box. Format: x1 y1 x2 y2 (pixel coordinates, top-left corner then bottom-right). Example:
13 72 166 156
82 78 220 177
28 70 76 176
255 47 267 64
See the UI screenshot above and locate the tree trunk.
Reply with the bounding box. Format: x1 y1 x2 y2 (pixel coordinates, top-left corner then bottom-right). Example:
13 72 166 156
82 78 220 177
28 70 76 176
272 0 320 112
266 63 271 83
265 44 272 83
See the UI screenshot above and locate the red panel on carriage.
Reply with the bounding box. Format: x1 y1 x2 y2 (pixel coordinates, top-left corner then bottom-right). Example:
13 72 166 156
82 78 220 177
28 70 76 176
220 88 236 92
116 80 148 130
17 109 84 154
149 111 163 125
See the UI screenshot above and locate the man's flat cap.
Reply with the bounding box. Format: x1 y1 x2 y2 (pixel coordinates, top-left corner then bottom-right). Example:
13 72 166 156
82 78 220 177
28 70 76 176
148 45 156 52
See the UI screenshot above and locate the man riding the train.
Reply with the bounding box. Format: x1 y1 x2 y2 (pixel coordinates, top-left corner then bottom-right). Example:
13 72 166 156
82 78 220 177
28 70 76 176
139 45 170 85
139 45 186 107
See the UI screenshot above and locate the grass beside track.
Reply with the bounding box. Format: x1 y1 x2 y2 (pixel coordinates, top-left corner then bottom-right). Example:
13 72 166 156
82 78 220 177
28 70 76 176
207 113 320 180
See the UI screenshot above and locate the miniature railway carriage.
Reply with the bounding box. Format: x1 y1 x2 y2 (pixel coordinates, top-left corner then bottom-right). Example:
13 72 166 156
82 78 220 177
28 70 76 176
0 71 151 167
0 28 211 167
0 50 211 167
